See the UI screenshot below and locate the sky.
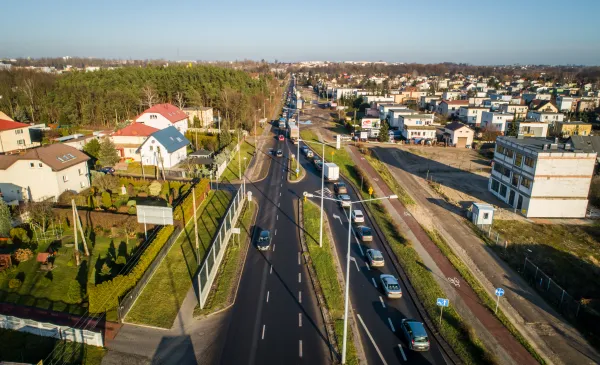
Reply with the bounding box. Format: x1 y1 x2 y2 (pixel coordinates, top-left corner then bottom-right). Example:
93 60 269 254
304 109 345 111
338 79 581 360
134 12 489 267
2 0 600 65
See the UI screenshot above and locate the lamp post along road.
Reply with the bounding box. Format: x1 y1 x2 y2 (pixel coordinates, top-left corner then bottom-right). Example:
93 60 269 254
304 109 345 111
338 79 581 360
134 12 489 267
304 192 398 364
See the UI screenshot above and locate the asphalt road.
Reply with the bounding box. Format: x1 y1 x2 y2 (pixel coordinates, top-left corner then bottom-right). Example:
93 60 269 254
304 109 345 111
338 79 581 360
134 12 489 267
291 130 448 364
219 83 332 365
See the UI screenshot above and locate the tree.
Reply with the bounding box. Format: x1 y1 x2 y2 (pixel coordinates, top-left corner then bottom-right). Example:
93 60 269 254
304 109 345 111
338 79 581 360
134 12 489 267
98 138 120 167
24 200 54 232
378 120 390 142
100 262 111 276
102 192 112 209
92 173 120 192
10 228 29 244
13 248 33 262
66 280 82 304
0 200 11 237
148 181 162 196
481 125 503 142
174 92 186 110
141 84 158 108
83 138 101 159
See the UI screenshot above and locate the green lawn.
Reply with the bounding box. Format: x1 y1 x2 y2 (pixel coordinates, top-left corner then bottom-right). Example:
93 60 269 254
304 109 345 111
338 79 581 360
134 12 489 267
126 190 232 328
219 141 256 182
0 328 105 365
195 200 257 316
303 200 358 365
288 156 304 181
363 151 415 206
121 162 158 177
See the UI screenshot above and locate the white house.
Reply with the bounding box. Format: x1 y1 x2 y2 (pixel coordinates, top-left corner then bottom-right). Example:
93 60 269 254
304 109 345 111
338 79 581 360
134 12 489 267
135 103 189 134
525 111 564 126
481 112 514 133
138 126 190 169
378 104 405 120
111 123 159 162
388 108 416 128
498 104 529 119
440 122 474 148
489 136 596 218
399 114 437 140
333 88 357 100
516 121 549 137
458 106 488 126
556 96 574 112
438 100 469 117
0 144 90 203
0 119 36 153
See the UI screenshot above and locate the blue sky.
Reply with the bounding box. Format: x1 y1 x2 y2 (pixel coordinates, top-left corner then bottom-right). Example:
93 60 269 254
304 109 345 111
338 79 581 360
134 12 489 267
2 0 599 65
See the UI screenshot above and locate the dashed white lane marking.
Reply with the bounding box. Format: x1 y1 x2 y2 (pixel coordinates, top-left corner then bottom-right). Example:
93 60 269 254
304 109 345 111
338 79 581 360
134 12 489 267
372 278 377 288
379 296 386 308
270 265 273 274
388 318 396 332
273 244 276 252
357 314 388 365
278 202 280 207
266 291 270 303
298 252 301 265
280 192 282 196
299 313 302 327
365 262 371 271
398 344 407 361
281 183 283 187
299 291 302 303
298 272 302 283
274 229 277 236
299 340 303 358
262 325 266 339
277 215 279 220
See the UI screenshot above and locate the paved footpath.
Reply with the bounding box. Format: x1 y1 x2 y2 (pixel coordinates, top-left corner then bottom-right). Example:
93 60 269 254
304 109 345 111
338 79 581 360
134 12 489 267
366 144 600 365
347 145 539 365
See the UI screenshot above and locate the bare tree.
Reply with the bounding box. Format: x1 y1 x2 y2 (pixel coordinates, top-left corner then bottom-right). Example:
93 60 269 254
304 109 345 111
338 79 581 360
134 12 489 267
174 92 186 110
141 84 158 107
21 78 37 123
24 200 54 233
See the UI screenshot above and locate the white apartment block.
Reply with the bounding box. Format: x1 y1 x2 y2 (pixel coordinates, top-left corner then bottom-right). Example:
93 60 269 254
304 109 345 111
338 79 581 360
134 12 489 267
498 104 529 119
526 111 564 126
481 112 514 133
458 106 488 126
388 108 416 128
489 136 596 218
399 114 437 140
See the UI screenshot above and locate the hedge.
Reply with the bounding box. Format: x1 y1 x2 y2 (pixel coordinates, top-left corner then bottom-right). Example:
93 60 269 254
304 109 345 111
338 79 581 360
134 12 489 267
173 179 210 222
87 225 175 314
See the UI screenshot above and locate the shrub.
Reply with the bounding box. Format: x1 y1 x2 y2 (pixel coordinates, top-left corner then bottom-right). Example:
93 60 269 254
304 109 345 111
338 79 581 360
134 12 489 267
57 190 78 205
102 192 112 209
13 248 33 263
93 174 120 193
115 256 127 265
66 280 82 304
8 278 22 289
128 206 137 215
100 262 111 276
149 181 162 196
10 227 30 244
126 200 137 207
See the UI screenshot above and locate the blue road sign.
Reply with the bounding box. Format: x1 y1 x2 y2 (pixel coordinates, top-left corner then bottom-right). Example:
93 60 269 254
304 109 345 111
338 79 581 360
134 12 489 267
436 298 449 307
495 288 505 297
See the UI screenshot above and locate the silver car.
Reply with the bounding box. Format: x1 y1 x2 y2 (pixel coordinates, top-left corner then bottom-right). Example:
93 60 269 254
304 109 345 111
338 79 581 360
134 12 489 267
380 274 402 298
366 249 384 267
337 194 351 208
401 319 430 351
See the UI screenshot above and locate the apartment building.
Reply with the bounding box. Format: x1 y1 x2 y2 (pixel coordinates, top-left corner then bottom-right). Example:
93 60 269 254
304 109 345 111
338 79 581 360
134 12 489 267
399 114 437 140
489 136 596 218
481 112 514 133
458 106 488 126
498 104 529 119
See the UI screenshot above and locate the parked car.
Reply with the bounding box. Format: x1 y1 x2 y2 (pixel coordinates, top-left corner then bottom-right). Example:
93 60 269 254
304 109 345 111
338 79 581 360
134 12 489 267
366 249 385 267
351 209 364 223
337 194 351 208
401 319 430 351
278 135 285 141
356 226 373 242
306 150 314 158
276 150 283 157
334 182 347 194
99 167 115 174
256 230 271 251
380 274 402 298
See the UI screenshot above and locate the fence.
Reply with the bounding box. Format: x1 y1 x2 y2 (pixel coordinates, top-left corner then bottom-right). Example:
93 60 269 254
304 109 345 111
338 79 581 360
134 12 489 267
0 313 103 347
197 183 246 309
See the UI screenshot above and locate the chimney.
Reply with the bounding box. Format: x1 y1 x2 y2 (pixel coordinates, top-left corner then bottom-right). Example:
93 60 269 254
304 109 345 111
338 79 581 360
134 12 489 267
554 137 559 144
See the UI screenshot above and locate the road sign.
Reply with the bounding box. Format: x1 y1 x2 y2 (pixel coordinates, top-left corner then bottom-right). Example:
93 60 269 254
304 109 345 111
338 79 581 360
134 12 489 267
368 187 373 196
436 298 449 307
495 288 504 297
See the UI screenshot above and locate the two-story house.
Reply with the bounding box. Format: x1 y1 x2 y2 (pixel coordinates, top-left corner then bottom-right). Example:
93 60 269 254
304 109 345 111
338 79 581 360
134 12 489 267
481 112 514 133
458 106 489 126
489 136 596 218
388 108 416 128
0 119 36 153
438 100 469 117
135 103 189 134
555 96 574 112
399 114 437 140
111 123 159 162
0 144 90 202
498 104 529 119
525 111 564 127
138 126 190 169
378 103 406 121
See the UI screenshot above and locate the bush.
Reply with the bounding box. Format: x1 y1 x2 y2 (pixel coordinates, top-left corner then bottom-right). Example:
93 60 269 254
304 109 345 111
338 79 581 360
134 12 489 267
102 192 112 209
9 228 30 244
92 174 120 193
13 248 33 263
173 179 210 221
88 225 175 314
66 280 83 304
127 200 137 207
57 190 78 205
149 181 162 196
8 278 22 289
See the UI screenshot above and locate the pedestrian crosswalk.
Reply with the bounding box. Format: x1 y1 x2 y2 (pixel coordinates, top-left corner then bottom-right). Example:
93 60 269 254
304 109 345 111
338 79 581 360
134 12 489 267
314 188 334 198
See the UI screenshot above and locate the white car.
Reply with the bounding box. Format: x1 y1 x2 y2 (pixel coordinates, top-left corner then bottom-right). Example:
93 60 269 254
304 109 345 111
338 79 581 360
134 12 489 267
366 249 384 267
380 274 402 298
337 194 351 208
352 210 364 223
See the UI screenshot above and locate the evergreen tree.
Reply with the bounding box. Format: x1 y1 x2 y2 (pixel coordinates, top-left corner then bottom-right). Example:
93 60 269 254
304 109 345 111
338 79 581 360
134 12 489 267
0 200 11 237
98 138 120 167
378 120 390 142
83 138 101 159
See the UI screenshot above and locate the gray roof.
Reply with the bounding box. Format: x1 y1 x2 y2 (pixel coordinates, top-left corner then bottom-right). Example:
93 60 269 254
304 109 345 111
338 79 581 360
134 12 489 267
190 149 213 157
149 126 190 153
445 121 470 131
567 136 600 154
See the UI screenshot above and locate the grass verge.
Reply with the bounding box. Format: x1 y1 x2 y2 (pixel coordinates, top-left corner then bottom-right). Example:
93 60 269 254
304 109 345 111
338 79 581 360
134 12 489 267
126 190 232 328
362 151 415 206
194 200 257 316
288 157 304 181
303 200 358 365
220 141 256 182
0 328 105 365
426 229 546 364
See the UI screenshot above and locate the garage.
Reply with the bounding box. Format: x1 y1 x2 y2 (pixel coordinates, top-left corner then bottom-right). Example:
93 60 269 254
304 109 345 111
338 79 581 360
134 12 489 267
456 137 468 148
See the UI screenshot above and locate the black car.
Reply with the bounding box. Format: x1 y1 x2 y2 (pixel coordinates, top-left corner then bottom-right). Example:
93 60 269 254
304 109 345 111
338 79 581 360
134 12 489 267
99 167 115 174
334 182 347 194
256 230 271 251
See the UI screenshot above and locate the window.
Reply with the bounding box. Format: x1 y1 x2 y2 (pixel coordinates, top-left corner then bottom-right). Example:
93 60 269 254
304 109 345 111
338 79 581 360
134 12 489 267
483 212 489 220
491 179 500 192
30 162 34 168
38 163 42 168
514 153 523 167
499 184 507 197
80 181 86 188
78 168 83 176
521 177 532 189
511 174 520 187
496 145 505 155
17 139 25 145
505 149 514 159
149 146 153 151
63 175 69 182
524 156 534 168
15 129 23 135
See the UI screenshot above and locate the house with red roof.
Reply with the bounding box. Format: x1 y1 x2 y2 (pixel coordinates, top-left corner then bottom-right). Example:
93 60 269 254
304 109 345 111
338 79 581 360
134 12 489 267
110 123 159 162
0 119 36 153
135 103 189 134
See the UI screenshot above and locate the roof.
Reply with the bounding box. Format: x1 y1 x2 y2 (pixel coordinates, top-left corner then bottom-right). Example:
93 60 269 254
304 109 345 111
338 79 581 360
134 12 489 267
445 121 470 131
401 114 433 119
498 136 593 154
137 103 188 124
441 100 469 105
567 136 600 154
0 119 29 131
405 125 438 130
531 100 557 110
0 143 90 171
148 126 190 153
113 123 159 137
189 149 213 157
0 112 14 121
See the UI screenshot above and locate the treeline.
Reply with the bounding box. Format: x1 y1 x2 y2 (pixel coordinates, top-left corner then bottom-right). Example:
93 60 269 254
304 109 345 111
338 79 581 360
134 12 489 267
0 65 279 130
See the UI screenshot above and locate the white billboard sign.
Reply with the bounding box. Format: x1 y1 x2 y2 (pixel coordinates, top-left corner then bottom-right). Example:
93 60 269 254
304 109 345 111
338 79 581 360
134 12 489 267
137 205 174 225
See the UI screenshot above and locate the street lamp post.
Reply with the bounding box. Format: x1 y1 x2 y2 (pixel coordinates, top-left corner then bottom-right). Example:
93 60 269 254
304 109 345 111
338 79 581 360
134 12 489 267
304 192 398 364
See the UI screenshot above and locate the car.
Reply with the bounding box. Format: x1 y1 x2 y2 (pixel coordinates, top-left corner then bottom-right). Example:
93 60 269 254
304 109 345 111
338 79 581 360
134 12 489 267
306 150 314 158
356 226 373 242
366 249 385 267
256 230 271 251
278 135 285 141
276 150 283 157
380 274 402 298
351 209 364 223
337 194 351 208
334 182 348 194
301 145 309 155
315 160 323 171
401 319 430 352
313 156 321 165
99 167 115 174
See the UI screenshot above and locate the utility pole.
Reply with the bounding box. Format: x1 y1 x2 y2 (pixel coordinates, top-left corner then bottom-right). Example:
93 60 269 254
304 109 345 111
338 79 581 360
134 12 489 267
73 201 89 256
72 200 80 266
192 188 200 265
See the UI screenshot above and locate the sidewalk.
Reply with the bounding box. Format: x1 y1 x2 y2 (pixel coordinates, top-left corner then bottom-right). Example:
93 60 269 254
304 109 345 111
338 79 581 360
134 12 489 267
367 145 600 365
347 145 538 365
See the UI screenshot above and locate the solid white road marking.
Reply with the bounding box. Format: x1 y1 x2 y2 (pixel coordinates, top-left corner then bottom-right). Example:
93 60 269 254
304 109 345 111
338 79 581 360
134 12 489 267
266 291 270 303
379 296 386 308
298 273 302 283
388 318 396 332
357 314 388 365
299 313 302 327
299 291 302 303
365 262 371 271
372 278 377 288
299 340 303 358
262 325 266 339
350 256 360 272
270 265 273 274
398 344 407 361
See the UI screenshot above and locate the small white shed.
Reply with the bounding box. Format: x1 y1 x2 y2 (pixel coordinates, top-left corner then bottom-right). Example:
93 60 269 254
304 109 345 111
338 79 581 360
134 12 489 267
471 203 495 225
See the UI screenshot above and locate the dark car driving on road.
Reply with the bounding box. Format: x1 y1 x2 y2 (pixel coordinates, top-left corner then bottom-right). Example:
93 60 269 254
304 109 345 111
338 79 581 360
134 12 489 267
256 230 271 251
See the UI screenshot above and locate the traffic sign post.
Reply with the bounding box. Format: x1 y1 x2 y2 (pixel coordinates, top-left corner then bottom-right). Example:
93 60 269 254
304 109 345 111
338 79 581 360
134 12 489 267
436 298 449 325
494 288 504 314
